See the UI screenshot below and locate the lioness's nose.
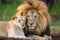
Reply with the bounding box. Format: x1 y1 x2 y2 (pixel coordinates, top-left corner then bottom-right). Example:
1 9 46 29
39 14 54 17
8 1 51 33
29 23 34 26
22 24 24 27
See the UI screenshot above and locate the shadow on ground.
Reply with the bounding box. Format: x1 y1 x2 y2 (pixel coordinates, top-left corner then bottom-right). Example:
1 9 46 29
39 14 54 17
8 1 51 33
0 30 60 40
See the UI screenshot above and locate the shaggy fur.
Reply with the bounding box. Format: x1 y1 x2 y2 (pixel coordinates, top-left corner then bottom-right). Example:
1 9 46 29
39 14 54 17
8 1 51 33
16 0 48 17
0 21 8 37
17 0 48 11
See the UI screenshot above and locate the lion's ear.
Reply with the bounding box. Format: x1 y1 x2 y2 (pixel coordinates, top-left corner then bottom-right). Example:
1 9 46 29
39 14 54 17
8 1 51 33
12 16 17 20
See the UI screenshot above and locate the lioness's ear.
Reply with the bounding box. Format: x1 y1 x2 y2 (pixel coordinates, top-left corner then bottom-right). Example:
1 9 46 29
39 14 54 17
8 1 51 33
12 16 17 20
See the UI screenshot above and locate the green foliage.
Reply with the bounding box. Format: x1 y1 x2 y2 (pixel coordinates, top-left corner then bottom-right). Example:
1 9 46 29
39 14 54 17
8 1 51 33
50 0 60 15
50 0 60 31
0 0 23 21
51 19 60 31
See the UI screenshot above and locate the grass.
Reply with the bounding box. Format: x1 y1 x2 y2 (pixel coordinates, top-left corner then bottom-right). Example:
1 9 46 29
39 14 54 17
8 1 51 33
0 0 24 21
51 19 60 31
50 0 60 30
50 0 60 15
0 0 60 30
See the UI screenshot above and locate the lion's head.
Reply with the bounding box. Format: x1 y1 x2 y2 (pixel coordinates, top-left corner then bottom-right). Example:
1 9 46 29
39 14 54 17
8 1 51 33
24 9 51 36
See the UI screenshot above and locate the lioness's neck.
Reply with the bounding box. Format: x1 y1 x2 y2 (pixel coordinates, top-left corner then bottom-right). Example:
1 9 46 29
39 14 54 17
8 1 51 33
13 25 25 36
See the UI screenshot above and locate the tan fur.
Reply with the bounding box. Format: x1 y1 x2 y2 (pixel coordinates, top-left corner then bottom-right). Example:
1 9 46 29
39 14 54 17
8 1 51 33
25 0 48 11
8 16 26 38
16 0 48 17
15 11 27 17
38 10 51 26
0 17 26 37
0 21 8 37
17 3 32 11
17 0 48 12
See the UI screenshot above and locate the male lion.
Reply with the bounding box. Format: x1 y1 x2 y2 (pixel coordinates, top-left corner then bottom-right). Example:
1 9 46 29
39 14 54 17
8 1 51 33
8 15 26 38
24 9 51 37
15 0 51 38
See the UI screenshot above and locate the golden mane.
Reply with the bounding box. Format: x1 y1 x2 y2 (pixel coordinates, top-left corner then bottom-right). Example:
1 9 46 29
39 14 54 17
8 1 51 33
16 0 48 16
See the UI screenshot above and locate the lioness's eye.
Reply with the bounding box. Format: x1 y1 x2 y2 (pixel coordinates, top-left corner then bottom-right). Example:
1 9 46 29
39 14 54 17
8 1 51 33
18 20 21 23
27 15 30 17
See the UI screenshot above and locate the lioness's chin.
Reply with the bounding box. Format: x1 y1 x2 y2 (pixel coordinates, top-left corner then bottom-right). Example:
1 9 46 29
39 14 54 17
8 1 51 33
29 27 35 29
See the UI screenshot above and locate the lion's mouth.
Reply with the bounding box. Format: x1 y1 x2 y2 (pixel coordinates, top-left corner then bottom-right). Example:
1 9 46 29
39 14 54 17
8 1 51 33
29 26 35 29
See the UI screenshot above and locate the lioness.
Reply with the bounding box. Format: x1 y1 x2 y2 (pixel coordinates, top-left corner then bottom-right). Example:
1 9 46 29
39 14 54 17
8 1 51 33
0 21 8 37
8 16 26 38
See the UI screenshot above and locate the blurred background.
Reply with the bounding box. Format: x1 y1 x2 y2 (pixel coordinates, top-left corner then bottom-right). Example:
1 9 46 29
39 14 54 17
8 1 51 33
0 0 60 31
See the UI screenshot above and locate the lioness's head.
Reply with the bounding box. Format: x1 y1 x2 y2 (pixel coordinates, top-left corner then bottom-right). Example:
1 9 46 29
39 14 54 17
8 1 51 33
26 10 40 29
12 16 26 29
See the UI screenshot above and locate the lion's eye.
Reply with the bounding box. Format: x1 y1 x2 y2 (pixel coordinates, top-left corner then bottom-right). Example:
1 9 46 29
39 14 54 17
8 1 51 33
35 16 37 17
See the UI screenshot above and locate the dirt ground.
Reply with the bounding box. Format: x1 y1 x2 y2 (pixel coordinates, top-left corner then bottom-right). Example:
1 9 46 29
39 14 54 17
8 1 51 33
50 30 60 40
